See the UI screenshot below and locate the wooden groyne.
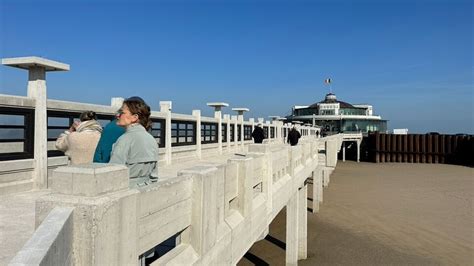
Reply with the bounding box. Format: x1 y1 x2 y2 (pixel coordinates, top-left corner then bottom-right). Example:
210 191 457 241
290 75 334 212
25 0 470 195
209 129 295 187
367 132 473 166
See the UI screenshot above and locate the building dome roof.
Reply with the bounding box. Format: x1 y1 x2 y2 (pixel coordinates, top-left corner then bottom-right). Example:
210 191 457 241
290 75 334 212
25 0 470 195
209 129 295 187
308 93 355 108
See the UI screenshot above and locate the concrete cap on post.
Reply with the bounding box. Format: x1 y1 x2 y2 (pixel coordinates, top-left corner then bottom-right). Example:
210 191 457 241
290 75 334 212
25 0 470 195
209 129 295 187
2 56 70 72
50 164 129 196
207 102 229 111
231 108 249 116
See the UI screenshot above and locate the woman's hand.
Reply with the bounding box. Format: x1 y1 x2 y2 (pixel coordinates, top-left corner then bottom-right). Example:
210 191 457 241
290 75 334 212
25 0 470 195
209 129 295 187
69 121 80 132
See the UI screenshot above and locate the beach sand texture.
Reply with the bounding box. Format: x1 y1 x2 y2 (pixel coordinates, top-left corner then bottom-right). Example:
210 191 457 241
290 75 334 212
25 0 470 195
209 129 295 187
239 161 473 265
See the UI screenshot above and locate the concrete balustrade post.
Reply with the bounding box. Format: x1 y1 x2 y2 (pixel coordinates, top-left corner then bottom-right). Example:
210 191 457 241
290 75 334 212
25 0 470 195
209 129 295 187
36 164 138 265
248 144 273 224
193 110 202 159
224 114 231 152
207 103 229 155
286 190 299 266
232 108 249 150
178 165 221 258
231 115 238 150
226 156 254 264
249 118 255 146
160 101 172 165
2 57 70 189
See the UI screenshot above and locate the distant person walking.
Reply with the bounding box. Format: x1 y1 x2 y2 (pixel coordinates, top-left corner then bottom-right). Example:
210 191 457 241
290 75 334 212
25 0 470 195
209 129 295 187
287 126 301 146
109 97 159 187
55 111 103 165
251 123 265 143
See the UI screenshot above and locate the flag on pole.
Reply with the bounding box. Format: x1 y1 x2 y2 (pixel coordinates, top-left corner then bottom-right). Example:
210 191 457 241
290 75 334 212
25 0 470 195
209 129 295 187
324 78 331 84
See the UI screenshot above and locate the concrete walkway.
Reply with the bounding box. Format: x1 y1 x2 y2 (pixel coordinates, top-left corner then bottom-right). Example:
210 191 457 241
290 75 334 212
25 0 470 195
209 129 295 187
239 162 474 265
0 152 238 265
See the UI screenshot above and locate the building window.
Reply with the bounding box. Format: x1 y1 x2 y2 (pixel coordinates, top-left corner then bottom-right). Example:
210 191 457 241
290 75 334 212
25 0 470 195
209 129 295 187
171 120 195 146
270 127 275 138
263 126 269 139
201 123 217 144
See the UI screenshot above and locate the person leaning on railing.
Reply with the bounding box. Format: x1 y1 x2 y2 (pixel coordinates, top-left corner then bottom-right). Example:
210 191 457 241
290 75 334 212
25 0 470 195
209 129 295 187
55 111 103 165
109 97 159 187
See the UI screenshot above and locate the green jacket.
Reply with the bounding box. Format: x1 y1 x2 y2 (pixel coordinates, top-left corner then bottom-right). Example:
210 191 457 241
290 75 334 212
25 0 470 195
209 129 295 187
110 124 159 181
93 119 125 163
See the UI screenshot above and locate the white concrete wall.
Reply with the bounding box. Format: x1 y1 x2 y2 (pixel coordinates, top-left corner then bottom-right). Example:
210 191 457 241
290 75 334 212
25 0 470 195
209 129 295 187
11 135 341 265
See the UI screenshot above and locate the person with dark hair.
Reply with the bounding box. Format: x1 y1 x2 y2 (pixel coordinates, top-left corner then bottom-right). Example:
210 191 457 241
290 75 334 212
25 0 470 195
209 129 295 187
55 110 103 165
251 123 265 143
110 97 159 187
287 125 301 146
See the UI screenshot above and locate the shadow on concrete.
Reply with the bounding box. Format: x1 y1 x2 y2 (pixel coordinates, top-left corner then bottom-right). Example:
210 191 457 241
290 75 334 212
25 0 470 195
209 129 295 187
243 252 270 266
264 235 286 250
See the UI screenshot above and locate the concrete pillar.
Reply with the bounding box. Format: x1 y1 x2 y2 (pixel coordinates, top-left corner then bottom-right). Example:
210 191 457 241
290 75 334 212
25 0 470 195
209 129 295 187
239 115 244 148
207 103 229 155
286 190 299 266
28 67 48 189
357 140 361 162
298 185 307 260
311 170 322 213
231 115 238 150
249 118 255 132
342 142 346 162
224 114 231 152
193 110 202 159
2 57 70 189
232 108 249 149
179 165 220 257
160 101 172 165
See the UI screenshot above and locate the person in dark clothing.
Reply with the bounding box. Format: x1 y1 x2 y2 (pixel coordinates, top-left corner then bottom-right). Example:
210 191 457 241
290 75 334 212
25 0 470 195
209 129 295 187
287 126 301 146
251 123 265 143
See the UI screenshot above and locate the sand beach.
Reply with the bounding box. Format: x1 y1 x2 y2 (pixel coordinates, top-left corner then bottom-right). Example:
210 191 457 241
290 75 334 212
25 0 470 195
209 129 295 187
239 162 473 265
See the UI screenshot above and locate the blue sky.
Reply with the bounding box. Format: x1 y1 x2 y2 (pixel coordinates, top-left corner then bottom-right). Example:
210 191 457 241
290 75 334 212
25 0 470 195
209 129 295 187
0 0 472 134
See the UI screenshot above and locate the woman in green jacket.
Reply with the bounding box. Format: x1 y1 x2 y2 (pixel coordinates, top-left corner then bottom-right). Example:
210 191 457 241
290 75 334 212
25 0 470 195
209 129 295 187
110 97 159 187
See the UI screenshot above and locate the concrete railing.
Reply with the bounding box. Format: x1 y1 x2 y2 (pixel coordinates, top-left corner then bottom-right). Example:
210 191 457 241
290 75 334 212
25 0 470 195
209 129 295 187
12 135 342 265
0 93 321 195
